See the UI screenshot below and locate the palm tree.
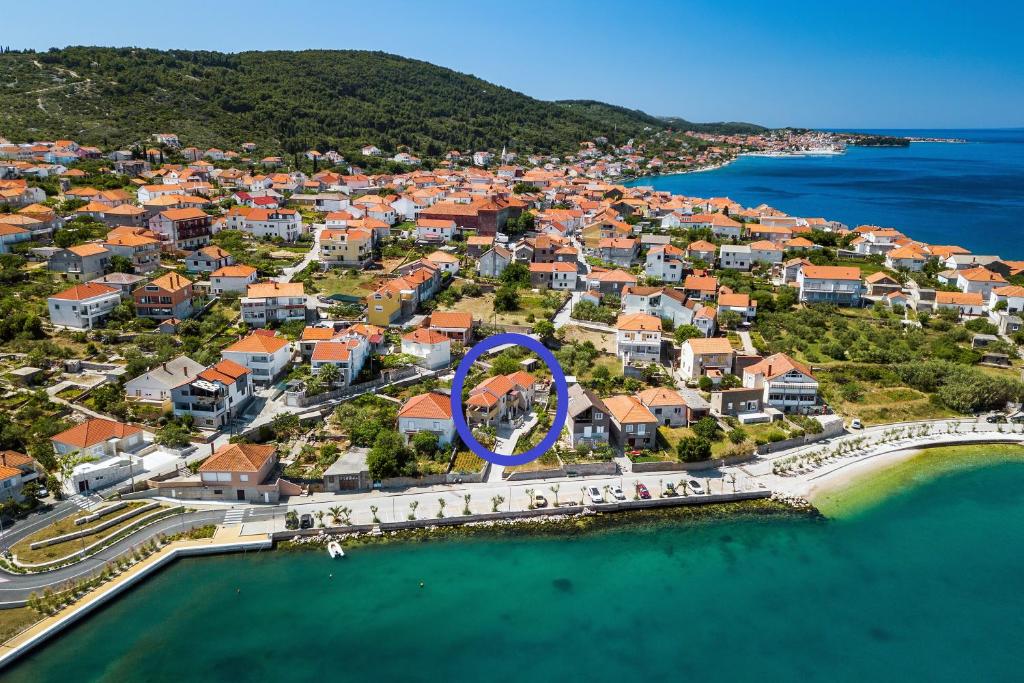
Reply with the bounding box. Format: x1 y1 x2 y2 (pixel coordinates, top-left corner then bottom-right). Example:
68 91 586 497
603 484 611 502
549 484 560 507
328 505 342 525
728 473 737 493
491 495 504 513
680 480 689 496
407 500 419 521
437 498 446 518
315 510 325 527
525 488 535 510
462 494 472 516
369 505 380 523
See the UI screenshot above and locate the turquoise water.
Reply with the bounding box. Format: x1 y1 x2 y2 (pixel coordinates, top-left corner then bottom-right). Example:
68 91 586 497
7 462 1024 682
628 128 1024 258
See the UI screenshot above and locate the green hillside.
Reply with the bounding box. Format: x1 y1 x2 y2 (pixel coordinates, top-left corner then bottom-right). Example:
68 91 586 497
0 47 763 158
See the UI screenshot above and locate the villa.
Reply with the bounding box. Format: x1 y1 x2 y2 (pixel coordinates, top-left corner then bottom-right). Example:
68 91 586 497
615 313 662 364
397 392 456 446
742 353 819 413
465 371 536 428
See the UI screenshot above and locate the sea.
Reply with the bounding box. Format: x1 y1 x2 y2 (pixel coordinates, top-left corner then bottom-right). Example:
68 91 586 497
626 129 1024 259
6 446 1024 682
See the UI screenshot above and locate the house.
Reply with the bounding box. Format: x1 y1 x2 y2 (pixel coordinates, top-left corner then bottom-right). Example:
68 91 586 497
48 243 111 282
425 311 474 343
685 240 717 264
103 229 161 272
51 418 144 460
865 271 903 297
955 266 1006 299
587 269 638 295
187 443 285 503
320 227 373 267
645 244 687 282
529 261 578 290
934 291 985 316
172 359 253 429
596 237 640 267
243 208 303 241
241 282 307 327
743 353 819 413
615 313 662 364
397 392 456 447
467 236 495 259
310 337 370 387
416 218 457 243
186 245 233 273
87 273 146 299
0 451 39 503
603 395 658 450
401 328 452 369
747 240 784 265
424 250 460 276
680 337 735 380
989 285 1024 315
683 274 718 301
692 305 718 337
621 286 693 327
717 291 757 323
710 387 765 419
149 207 212 252
366 279 415 327
134 272 194 320
298 326 338 361
210 265 258 294
465 372 536 428
477 245 512 279
47 283 121 330
125 356 206 404
636 387 688 427
566 383 610 448
797 265 864 306
719 244 752 270
885 245 928 271
221 331 292 385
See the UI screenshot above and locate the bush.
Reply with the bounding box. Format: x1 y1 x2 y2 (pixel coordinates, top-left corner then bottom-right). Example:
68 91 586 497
728 427 747 444
692 416 720 441
677 436 712 462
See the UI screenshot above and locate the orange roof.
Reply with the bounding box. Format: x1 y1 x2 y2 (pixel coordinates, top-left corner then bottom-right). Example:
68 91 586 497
199 443 275 474
301 326 336 341
50 283 118 301
0 451 33 469
718 293 754 308
685 337 733 354
615 313 662 332
52 418 141 448
429 311 473 329
311 341 352 362
159 207 208 221
402 328 449 345
223 331 289 354
589 269 637 283
957 267 1006 283
67 243 109 257
935 291 984 305
246 282 304 298
636 387 686 407
398 392 453 420
603 395 657 424
198 359 251 384
745 353 813 380
801 265 861 280
148 272 192 292
211 265 257 278
684 275 718 291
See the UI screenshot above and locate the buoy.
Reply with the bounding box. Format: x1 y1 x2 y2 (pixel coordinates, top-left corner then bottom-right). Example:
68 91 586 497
419 581 425 588
329 573 333 580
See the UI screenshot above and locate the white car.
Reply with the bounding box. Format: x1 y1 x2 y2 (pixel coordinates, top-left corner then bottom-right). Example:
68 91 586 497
687 479 704 495
850 418 863 429
610 485 626 501
587 486 604 504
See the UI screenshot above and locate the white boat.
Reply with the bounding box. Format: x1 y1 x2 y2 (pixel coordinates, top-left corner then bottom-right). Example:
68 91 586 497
327 541 345 559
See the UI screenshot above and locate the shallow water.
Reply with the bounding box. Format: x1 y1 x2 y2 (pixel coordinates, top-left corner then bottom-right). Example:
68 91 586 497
7 448 1024 682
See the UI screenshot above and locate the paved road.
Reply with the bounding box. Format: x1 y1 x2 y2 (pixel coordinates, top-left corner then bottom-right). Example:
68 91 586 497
275 224 323 284
737 330 756 355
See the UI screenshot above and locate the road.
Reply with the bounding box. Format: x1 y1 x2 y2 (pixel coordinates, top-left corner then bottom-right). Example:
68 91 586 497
275 223 323 283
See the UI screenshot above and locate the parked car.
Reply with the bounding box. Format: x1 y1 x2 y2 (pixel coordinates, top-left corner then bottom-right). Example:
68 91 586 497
850 418 863 429
532 493 548 508
636 483 651 500
663 482 676 497
688 479 704 495
587 486 604 504
986 414 1007 424
299 513 314 529
610 485 626 501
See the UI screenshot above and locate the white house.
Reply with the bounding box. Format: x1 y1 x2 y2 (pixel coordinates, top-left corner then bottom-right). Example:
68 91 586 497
125 356 207 404
400 328 452 370
797 265 864 306
310 336 370 387
742 353 819 413
989 285 1024 315
242 208 304 241
719 244 752 270
241 282 307 327
47 283 122 330
747 240 783 265
644 244 686 282
51 418 145 460
679 337 734 381
955 266 1007 299
614 313 662 364
221 331 292 385
416 218 456 243
397 392 456 446
210 264 259 294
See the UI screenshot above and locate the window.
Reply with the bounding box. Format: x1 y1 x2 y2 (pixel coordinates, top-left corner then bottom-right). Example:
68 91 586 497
593 412 603 420
239 474 249 482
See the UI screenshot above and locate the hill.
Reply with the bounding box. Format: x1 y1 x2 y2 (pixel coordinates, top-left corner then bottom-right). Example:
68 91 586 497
0 47 761 158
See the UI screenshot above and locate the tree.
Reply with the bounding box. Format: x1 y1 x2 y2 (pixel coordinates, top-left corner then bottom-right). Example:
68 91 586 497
316 362 341 388
493 286 520 313
109 255 134 273
53 450 97 498
532 319 555 343
490 351 521 376
155 420 192 448
500 262 530 288
728 427 748 444
718 310 742 330
692 416 720 441
366 430 410 480
674 325 702 344
412 431 439 459
677 436 712 462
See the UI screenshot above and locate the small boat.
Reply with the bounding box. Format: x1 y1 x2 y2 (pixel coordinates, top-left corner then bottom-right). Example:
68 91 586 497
327 541 345 559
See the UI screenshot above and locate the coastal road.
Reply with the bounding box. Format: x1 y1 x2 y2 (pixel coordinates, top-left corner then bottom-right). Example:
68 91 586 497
0 509 229 606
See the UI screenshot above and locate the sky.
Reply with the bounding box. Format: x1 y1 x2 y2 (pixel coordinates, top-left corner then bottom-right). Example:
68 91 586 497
5 0 1023 129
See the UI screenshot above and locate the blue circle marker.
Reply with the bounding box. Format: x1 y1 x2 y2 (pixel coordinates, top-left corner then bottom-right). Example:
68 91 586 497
450 332 569 467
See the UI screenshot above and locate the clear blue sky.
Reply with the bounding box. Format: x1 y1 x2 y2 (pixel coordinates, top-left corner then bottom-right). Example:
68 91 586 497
6 0 1023 129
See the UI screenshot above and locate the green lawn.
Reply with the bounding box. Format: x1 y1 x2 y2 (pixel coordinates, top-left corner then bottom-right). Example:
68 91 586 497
10 503 157 564
312 270 381 297
0 607 42 643
437 290 566 326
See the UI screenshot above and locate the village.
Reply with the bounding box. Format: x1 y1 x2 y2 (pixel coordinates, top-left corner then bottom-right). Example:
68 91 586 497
0 127 1019 557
